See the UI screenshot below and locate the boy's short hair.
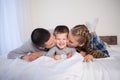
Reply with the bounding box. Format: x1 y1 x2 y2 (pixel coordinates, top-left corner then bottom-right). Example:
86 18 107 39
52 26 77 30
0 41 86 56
53 25 69 35
31 28 50 47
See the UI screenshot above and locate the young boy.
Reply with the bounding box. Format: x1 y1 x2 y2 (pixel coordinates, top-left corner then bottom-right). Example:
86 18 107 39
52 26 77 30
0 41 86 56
46 25 76 60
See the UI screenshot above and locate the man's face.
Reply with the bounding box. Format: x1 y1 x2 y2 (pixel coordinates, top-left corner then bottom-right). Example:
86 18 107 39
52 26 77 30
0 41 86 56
44 33 56 49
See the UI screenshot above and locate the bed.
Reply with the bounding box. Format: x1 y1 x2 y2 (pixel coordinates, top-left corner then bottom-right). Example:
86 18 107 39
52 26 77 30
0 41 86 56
0 36 120 80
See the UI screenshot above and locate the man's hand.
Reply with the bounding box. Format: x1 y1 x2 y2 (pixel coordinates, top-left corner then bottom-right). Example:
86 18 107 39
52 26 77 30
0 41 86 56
83 54 94 62
21 52 43 62
21 55 29 61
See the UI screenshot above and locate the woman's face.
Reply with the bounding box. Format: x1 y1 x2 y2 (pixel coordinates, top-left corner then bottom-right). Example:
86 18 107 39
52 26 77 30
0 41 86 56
68 32 79 47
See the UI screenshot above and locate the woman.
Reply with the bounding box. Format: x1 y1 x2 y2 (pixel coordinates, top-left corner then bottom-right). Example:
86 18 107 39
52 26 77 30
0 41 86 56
68 24 110 62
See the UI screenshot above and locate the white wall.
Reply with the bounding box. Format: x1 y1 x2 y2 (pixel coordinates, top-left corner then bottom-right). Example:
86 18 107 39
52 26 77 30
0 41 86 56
29 0 120 44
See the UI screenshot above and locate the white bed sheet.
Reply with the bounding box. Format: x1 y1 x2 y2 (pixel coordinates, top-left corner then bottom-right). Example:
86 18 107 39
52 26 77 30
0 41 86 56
0 45 120 80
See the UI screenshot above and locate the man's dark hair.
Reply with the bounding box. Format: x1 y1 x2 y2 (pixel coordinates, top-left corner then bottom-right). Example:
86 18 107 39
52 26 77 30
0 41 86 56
31 28 50 47
53 25 69 36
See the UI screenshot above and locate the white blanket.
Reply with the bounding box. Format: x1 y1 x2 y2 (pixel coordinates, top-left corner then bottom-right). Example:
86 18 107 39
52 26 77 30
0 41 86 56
0 46 120 80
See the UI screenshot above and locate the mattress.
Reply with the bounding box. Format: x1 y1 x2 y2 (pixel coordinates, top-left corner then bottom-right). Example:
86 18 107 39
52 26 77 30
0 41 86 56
0 45 120 80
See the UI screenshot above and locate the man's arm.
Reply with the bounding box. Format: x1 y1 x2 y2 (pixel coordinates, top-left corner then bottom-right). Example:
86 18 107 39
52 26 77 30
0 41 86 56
7 43 44 62
7 46 28 59
21 52 43 62
7 40 35 59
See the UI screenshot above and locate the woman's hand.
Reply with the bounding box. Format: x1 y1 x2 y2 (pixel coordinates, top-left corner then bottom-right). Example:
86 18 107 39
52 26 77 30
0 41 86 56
80 51 86 57
83 54 94 62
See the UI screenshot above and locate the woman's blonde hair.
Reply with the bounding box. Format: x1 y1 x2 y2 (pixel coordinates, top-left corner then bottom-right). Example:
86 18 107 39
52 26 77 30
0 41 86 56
71 24 91 47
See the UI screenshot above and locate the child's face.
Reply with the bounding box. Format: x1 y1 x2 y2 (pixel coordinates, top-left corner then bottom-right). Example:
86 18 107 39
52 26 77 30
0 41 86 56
55 33 68 49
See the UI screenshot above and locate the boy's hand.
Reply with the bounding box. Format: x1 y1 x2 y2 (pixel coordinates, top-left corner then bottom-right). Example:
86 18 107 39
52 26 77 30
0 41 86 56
83 54 94 62
67 53 72 58
54 55 61 60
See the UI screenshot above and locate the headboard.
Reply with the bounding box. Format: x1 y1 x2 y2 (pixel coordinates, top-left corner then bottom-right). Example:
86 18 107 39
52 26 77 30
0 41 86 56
99 36 117 45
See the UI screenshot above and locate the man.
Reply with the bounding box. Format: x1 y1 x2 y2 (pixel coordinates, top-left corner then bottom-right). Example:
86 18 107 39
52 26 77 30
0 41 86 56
7 28 56 62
